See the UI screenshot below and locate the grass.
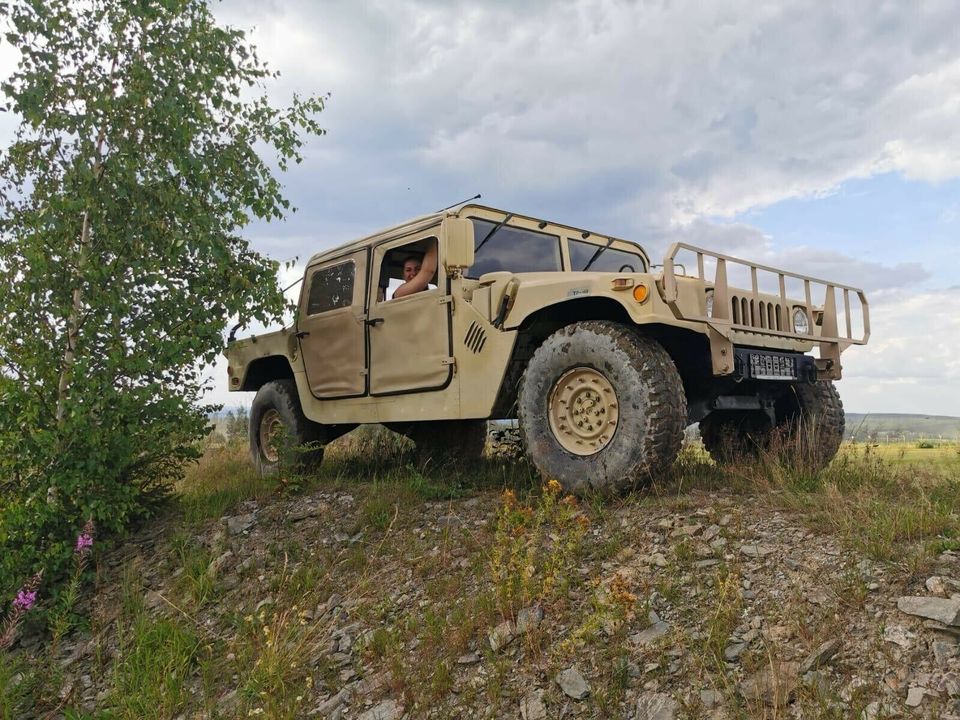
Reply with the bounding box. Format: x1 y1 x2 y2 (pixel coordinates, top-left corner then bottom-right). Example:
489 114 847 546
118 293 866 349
664 440 960 562
0 652 30 720
7 428 958 719
843 441 960 470
170 533 215 608
107 613 201 719
175 442 272 524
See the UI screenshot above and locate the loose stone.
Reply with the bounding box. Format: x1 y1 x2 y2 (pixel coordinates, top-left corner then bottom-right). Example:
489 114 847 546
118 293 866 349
635 692 678 720
520 689 547 720
897 596 960 626
488 620 515 652
555 667 590 700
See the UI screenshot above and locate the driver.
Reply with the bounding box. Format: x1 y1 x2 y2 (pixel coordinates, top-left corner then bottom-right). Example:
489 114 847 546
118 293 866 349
392 242 438 299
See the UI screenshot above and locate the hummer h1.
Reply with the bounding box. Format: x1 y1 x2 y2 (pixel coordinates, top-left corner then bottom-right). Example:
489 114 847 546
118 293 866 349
224 204 869 494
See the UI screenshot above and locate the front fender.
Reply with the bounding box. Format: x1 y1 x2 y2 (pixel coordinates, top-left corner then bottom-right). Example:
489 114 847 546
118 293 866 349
501 273 704 333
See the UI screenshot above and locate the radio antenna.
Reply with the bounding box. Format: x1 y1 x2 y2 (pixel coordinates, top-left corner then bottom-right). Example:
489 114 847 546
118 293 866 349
436 193 481 213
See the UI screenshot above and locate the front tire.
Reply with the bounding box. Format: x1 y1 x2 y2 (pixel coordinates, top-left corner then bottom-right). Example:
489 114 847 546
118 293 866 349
700 380 844 470
518 321 686 495
249 379 325 475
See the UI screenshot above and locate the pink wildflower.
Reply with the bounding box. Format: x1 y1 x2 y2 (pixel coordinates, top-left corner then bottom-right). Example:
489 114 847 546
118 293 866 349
75 519 95 555
12 589 37 611
0 570 43 650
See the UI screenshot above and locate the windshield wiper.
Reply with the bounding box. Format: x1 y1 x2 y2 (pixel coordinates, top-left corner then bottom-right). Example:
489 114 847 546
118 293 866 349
475 213 514 254
581 238 614 271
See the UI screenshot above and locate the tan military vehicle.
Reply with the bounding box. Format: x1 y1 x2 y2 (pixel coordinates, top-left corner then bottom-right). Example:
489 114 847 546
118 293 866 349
224 204 869 494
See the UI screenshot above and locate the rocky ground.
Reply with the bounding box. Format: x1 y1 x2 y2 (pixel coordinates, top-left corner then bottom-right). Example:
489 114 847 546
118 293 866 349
9 437 960 719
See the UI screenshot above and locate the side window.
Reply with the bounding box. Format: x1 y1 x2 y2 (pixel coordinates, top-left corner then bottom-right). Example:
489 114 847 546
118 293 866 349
377 237 438 302
467 218 561 278
306 260 355 314
568 239 645 273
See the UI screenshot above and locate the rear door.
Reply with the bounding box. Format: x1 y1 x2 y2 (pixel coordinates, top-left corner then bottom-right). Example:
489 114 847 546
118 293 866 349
298 250 368 398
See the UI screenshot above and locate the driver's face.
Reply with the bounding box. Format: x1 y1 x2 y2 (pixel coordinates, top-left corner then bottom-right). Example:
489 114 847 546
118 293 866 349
403 259 421 282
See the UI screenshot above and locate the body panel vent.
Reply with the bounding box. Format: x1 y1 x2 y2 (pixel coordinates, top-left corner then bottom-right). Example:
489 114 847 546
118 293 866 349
464 321 487 353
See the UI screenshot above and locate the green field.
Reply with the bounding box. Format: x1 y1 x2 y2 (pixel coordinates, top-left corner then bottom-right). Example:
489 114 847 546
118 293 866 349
840 441 960 472
845 413 960 442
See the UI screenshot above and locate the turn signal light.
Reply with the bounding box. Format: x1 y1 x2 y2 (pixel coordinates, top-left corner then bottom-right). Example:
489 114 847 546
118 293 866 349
632 284 649 303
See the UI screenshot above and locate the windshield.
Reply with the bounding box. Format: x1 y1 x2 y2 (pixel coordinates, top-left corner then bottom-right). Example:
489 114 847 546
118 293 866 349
467 218 562 277
568 238 646 273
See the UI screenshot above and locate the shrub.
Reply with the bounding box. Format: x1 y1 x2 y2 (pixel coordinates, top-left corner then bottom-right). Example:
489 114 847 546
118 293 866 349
0 0 324 606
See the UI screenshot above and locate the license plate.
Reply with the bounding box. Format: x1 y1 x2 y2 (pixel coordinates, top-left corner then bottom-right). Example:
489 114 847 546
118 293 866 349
748 352 797 380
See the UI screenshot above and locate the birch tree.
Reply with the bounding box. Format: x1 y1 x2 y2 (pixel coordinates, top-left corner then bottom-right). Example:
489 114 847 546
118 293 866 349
0 0 325 596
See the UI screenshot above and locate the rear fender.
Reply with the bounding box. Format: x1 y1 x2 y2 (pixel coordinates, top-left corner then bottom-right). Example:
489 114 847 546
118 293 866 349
237 355 295 391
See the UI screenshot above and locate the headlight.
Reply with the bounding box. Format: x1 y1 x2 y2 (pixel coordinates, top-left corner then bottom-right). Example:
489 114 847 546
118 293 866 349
705 290 714 317
792 307 809 334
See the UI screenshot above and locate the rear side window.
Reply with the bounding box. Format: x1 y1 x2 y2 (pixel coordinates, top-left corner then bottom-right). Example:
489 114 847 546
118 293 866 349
306 260 355 314
468 218 561 278
568 239 645 273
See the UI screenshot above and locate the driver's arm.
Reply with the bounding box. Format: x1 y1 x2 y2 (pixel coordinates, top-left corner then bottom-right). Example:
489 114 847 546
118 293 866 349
392 241 438 298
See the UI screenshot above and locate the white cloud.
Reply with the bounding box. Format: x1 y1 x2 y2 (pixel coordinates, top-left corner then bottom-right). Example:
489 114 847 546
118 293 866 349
206 1 960 236
202 0 960 414
839 288 960 415
4 1 960 414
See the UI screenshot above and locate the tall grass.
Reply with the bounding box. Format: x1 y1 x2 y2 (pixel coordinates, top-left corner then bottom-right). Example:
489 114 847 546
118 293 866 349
175 442 270 523
664 428 960 561
107 613 200 719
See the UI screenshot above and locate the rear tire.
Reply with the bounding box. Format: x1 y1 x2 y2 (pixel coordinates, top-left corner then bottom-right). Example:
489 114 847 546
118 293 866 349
517 321 686 495
249 379 325 476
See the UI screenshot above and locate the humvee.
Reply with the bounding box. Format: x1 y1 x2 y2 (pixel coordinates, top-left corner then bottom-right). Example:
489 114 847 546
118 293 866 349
224 205 869 494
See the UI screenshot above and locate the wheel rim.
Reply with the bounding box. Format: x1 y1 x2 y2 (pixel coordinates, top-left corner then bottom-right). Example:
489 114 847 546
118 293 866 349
548 366 619 456
259 409 282 463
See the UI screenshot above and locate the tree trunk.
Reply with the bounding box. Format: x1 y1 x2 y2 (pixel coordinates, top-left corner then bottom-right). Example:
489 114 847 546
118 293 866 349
55 209 92 425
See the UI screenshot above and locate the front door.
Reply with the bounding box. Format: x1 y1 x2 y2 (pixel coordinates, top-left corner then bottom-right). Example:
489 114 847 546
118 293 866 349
367 234 452 395
298 250 368 398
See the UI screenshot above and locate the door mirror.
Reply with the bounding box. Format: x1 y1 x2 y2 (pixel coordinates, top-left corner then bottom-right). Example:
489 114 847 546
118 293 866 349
441 217 474 272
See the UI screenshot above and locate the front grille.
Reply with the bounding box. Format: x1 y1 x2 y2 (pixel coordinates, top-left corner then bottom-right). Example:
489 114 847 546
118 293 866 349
730 295 786 332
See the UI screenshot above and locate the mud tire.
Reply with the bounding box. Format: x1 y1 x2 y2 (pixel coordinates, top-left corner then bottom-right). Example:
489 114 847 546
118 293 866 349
700 380 844 470
699 411 770 464
249 379 326 476
518 321 686 495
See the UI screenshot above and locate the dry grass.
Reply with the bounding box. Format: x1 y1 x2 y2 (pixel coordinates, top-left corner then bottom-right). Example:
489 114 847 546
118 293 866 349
6 427 958 719
660 435 960 562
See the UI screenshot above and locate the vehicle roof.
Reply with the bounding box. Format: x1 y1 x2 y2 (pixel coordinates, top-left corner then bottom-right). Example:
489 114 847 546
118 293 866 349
459 204 651 266
305 210 447 266
305 204 650 267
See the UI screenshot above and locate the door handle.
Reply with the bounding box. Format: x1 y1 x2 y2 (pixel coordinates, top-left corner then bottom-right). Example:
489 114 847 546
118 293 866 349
295 331 310 339
365 317 384 327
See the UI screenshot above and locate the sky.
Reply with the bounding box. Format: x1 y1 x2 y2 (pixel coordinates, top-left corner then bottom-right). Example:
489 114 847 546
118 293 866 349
5 1 960 416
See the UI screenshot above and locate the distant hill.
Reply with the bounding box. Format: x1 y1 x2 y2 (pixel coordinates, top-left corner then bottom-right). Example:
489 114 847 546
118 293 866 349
845 413 960 442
